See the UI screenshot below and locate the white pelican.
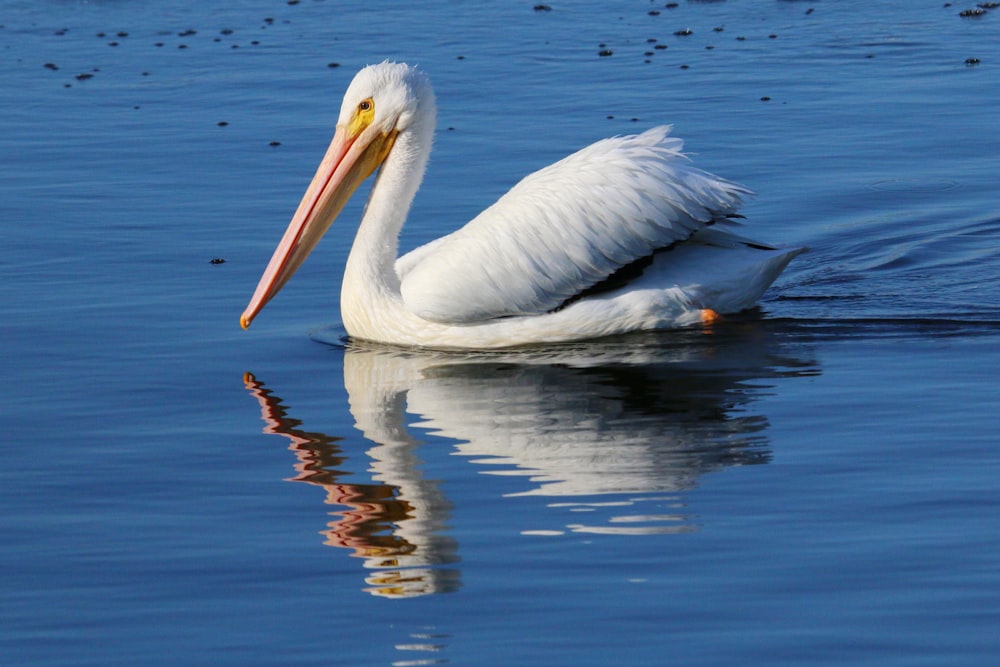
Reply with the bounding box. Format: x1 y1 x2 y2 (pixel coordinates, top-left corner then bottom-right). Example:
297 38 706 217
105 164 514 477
241 62 801 348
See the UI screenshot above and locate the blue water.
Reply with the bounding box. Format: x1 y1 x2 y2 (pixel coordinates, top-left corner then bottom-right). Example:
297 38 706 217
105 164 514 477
3 1 999 665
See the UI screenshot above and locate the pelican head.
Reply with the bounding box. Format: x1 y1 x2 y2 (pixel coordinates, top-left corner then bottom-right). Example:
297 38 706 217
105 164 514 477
240 62 436 329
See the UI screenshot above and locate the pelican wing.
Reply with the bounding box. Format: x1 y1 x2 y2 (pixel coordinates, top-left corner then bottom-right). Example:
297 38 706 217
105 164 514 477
398 126 750 324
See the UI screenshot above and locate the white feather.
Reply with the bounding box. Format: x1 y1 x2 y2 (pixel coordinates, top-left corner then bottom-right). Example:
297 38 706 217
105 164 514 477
399 126 750 323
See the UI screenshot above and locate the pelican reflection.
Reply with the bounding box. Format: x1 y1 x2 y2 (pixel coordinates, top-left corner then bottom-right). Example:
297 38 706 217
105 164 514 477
245 323 817 596
244 373 460 598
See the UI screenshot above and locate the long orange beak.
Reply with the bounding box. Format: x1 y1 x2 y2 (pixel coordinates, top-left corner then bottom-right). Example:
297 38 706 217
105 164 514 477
240 124 397 329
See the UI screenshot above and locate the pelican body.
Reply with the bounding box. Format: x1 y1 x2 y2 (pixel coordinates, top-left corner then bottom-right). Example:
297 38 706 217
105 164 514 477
241 62 800 349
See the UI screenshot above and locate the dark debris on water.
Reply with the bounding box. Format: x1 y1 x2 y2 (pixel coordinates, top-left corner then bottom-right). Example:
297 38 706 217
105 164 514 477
35 3 317 90
28 0 992 140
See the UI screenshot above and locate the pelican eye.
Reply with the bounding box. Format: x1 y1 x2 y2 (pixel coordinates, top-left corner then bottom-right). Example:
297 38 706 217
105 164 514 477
348 98 376 135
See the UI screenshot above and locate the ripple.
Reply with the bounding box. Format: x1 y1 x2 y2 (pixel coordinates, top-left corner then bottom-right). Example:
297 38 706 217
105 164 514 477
868 178 960 192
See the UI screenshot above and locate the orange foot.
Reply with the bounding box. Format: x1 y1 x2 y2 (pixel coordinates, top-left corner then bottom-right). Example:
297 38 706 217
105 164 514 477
700 308 722 324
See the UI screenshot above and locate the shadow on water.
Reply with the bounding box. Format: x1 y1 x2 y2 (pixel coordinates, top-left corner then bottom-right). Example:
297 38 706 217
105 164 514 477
244 318 820 598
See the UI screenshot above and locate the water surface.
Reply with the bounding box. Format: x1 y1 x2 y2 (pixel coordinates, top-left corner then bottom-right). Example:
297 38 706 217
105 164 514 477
2 1 999 665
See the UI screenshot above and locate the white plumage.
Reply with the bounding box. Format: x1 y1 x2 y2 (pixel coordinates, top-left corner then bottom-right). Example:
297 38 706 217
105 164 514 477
241 62 801 349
